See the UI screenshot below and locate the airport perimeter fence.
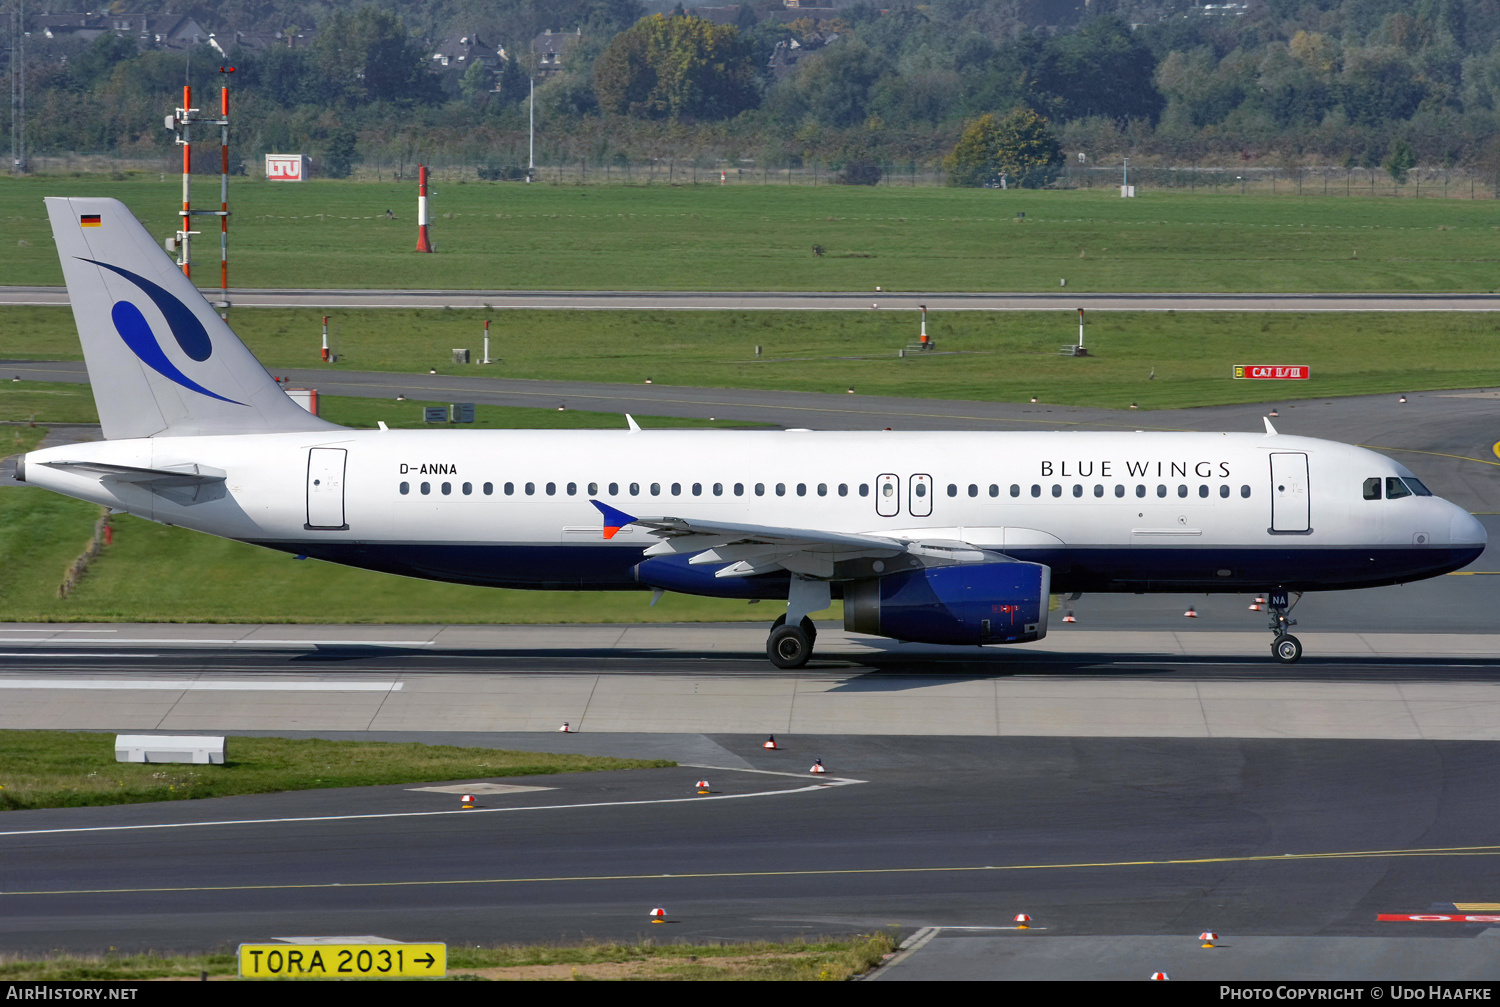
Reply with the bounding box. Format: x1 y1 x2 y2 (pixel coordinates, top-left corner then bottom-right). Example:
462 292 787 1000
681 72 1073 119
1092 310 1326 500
20 151 1500 199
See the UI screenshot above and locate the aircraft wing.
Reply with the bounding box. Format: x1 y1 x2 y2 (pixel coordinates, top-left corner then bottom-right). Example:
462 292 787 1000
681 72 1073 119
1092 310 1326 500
590 500 990 579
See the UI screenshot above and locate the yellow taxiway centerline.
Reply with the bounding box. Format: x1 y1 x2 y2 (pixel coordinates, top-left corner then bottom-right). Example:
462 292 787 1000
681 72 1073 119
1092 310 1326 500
9 844 1500 897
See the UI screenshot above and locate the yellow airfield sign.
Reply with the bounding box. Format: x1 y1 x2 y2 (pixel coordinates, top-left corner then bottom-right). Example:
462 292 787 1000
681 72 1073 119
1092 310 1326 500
238 942 446 978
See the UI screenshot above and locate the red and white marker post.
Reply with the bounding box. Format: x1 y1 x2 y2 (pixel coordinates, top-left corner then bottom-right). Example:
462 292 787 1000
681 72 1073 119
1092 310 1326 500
415 164 433 253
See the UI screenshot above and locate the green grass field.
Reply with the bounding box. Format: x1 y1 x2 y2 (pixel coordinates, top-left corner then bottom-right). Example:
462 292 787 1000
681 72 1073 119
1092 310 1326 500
0 934 897 981
0 730 671 811
5 175 1500 291
6 307 1500 410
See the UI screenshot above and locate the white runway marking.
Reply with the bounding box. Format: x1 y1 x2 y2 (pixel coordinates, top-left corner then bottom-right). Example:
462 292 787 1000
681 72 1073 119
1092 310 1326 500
0 777 864 837
0 639 434 648
0 678 403 692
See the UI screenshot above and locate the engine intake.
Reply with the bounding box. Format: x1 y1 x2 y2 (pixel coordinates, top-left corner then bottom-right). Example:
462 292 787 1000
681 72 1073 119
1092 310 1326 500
843 561 1050 646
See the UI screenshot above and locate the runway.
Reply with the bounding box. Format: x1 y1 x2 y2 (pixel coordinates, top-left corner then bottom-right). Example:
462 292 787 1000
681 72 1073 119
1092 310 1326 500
7 286 1500 311
4 731 1500 979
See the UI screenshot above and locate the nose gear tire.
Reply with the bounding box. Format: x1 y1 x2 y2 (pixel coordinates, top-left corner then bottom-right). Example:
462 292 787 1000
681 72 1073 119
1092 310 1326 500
1272 634 1303 664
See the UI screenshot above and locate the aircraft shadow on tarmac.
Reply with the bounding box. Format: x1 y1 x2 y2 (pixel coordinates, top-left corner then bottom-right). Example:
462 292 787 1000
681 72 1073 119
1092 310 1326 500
277 644 1500 686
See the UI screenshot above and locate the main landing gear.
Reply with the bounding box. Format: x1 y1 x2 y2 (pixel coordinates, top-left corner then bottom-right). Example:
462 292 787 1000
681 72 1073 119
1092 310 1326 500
766 576 830 670
767 614 818 669
1264 588 1303 664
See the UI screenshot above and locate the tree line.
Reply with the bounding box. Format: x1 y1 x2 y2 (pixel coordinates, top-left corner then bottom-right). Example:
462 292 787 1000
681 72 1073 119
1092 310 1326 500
10 0 1500 179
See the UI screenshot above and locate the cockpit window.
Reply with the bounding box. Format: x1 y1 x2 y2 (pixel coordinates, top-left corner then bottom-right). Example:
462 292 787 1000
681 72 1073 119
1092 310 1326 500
1363 477 1382 500
1385 476 1412 500
1404 477 1433 497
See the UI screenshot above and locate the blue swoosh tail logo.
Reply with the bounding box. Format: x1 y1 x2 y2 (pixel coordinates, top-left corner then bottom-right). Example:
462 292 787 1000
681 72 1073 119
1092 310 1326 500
80 257 243 405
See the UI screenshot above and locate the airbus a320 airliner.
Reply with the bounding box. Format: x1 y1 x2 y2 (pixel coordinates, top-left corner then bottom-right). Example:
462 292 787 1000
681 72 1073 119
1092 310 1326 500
16 198 1487 667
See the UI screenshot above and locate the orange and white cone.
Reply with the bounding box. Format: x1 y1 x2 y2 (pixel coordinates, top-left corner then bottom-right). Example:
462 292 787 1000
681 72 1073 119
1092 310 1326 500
1184 606 1197 618
1063 611 1076 623
763 735 779 750
460 794 475 809
558 722 571 733
696 780 710 794
650 906 665 923
1014 913 1031 928
1199 932 1218 948
810 759 827 774
1248 602 1262 611
1151 972 1170 980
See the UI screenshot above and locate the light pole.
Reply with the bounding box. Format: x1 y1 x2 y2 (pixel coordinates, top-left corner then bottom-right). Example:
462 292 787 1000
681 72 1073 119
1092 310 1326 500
527 74 534 181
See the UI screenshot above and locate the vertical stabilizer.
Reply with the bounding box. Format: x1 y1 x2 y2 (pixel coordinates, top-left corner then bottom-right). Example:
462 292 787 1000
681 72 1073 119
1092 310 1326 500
44 196 341 439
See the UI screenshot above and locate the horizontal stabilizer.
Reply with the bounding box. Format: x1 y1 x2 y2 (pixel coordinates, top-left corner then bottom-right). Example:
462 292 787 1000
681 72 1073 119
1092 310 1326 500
40 459 227 506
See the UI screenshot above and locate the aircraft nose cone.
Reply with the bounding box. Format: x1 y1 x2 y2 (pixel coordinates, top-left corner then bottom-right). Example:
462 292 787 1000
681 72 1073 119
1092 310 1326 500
1451 509 1487 549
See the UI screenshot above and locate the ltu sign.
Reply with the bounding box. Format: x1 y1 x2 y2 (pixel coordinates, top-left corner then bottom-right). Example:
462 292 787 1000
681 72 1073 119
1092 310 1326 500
266 154 305 181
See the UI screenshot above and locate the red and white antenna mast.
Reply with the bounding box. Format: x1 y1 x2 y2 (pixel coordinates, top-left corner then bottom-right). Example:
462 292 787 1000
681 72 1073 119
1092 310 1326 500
166 70 233 311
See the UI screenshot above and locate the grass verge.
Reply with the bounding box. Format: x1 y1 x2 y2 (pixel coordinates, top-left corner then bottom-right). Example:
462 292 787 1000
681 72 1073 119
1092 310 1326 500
5 177 1500 292
0 730 673 810
0 934 897 981
8 307 1500 410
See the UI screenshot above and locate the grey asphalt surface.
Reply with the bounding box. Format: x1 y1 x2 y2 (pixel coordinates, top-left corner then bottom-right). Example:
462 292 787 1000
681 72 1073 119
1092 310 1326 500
10 287 1500 311
3 733 1500 974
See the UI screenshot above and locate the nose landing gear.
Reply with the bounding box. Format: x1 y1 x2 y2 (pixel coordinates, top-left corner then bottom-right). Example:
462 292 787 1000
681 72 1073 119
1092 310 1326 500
1265 588 1303 663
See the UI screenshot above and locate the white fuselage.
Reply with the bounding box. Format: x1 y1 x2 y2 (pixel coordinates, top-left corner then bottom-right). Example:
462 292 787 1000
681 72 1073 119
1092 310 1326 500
22 427 1486 597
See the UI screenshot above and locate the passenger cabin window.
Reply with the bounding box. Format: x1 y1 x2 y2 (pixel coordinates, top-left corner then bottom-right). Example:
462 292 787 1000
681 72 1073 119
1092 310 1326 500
1094 485 1104 498
735 483 745 496
1385 476 1412 500
462 482 473 495
1364 478 1382 500
504 482 514 495
1177 485 1188 498
441 482 452 495
692 483 702 496
399 482 410 495
525 482 535 495
797 483 806 496
567 482 577 496
755 483 765 496
629 482 640 496
969 484 978 498
1198 485 1208 498
1241 485 1251 498
818 483 828 497
838 484 848 497
947 484 958 497
1010 484 1020 498
545 482 556 495
1219 485 1228 499
1116 485 1125 498
859 484 870 497
713 483 723 496
776 483 786 496
1031 484 1041 498
669 482 680 496
484 482 494 495
1072 485 1082 498
1052 484 1062 498
421 482 431 495
609 482 619 495
1136 485 1146 498
588 482 598 495
990 485 999 497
